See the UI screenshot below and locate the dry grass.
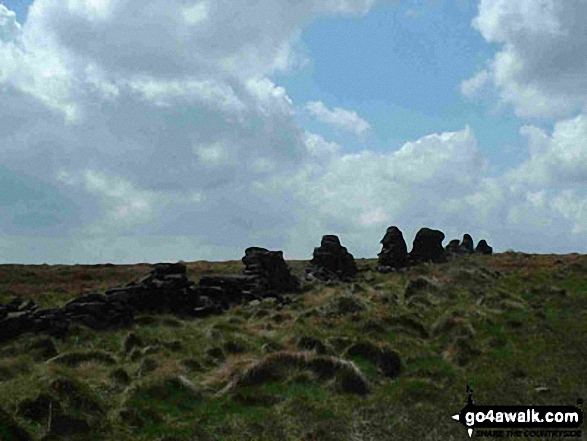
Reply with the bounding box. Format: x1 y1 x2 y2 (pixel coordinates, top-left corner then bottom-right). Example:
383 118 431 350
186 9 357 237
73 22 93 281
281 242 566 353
218 351 370 396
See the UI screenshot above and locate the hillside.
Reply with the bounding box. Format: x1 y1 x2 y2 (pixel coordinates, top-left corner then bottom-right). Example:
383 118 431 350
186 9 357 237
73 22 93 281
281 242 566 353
1 252 586 440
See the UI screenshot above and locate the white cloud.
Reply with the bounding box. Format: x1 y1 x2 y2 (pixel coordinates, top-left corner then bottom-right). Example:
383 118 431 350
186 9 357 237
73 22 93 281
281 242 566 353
182 2 209 25
460 69 489 98
467 0 587 118
0 4 21 42
306 100 371 135
508 114 587 186
194 142 228 165
4 0 587 263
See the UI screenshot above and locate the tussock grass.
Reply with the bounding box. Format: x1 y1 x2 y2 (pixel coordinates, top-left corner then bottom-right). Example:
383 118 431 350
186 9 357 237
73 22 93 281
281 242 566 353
218 351 370 396
46 351 117 367
1 253 587 440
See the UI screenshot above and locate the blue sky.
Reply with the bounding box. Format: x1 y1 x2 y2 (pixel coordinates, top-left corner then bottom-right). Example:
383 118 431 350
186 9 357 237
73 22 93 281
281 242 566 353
277 1 529 172
1 0 587 263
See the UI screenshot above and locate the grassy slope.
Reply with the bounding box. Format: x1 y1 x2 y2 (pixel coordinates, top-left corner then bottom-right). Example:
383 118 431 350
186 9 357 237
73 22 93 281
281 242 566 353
0 253 586 440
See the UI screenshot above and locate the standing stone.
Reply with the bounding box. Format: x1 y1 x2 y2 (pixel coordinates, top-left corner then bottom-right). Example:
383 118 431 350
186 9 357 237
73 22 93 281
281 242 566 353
475 240 493 255
377 226 408 272
409 228 447 264
459 234 475 255
306 235 357 282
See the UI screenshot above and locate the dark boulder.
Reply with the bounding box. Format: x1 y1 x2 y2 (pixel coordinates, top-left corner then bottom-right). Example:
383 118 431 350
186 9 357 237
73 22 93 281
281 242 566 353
475 240 493 255
377 226 408 272
409 228 447 264
306 235 357 282
242 247 300 295
459 234 475 254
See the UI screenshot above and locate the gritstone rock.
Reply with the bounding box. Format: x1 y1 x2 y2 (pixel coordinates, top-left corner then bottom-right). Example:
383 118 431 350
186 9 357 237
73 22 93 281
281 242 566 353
376 226 408 272
197 247 300 311
105 262 200 314
242 247 300 295
306 235 357 282
409 228 447 264
459 234 475 255
445 239 461 258
475 240 493 255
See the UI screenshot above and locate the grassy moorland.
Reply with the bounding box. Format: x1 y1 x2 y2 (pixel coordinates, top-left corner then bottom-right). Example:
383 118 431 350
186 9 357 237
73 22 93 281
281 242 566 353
1 252 586 440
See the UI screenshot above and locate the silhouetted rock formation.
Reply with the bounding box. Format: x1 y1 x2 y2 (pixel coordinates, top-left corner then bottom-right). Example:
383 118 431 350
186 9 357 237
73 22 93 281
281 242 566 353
409 228 447 264
460 234 475 254
306 235 357 282
445 239 461 258
475 239 493 255
377 226 408 272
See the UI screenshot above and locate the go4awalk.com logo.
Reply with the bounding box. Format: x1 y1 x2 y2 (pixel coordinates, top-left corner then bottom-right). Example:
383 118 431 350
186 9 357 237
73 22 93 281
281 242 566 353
451 385 583 438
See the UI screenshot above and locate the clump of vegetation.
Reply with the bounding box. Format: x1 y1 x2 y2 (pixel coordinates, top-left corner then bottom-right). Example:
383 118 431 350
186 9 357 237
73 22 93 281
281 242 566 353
219 351 370 396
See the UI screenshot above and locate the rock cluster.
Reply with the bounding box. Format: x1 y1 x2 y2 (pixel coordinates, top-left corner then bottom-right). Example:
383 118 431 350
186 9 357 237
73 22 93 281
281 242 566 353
306 235 357 282
408 228 447 264
242 247 300 295
197 247 300 311
475 239 493 255
376 226 408 272
0 248 304 343
445 234 493 257
105 262 200 314
0 263 201 343
0 292 136 344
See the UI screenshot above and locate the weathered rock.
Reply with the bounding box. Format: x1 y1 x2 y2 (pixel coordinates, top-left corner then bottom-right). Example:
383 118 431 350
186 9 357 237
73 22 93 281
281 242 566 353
409 228 447 264
475 239 493 255
104 261 199 314
306 235 357 282
198 275 258 309
460 234 475 254
242 247 301 295
377 226 408 271
445 239 461 258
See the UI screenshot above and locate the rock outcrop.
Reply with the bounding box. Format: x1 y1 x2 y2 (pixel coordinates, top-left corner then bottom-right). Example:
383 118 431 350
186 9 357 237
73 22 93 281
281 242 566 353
376 226 408 272
475 239 493 255
460 234 475 254
242 247 300 295
306 235 357 282
445 239 461 258
408 228 447 264
197 247 300 311
105 262 200 314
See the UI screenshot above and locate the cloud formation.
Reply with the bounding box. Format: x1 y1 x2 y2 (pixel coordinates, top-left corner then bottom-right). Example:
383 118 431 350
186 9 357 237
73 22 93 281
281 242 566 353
465 0 587 118
1 0 587 263
306 101 371 135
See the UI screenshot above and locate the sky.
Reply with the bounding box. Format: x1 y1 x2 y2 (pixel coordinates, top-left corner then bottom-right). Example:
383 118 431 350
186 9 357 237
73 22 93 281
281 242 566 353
1 0 587 264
